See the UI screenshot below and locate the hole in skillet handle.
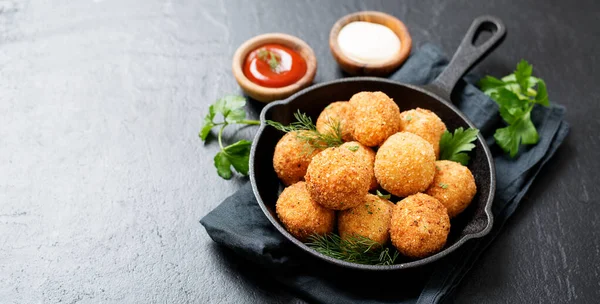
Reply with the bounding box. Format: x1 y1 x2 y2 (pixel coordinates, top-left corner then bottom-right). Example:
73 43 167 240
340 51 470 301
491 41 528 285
423 15 506 102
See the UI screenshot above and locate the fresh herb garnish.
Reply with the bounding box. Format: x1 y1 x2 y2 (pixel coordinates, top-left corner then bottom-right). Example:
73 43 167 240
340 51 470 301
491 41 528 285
376 190 391 200
306 234 399 266
266 111 343 149
347 145 359 152
478 60 550 157
257 49 281 72
405 114 412 121
439 127 479 165
439 183 449 189
199 95 260 179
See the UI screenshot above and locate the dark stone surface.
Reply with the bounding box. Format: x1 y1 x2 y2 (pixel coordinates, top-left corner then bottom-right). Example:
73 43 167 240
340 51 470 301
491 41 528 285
0 0 597 303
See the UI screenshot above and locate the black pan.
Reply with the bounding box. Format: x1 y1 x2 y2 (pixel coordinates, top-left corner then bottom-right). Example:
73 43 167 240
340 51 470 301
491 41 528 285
250 16 506 271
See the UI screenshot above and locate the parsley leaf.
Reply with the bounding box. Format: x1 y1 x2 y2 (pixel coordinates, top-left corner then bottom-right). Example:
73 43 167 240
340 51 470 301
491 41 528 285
200 96 260 179
439 127 479 165
347 145 359 152
200 104 216 141
214 95 246 123
477 60 551 157
214 140 252 179
534 79 549 106
214 152 233 179
515 59 533 91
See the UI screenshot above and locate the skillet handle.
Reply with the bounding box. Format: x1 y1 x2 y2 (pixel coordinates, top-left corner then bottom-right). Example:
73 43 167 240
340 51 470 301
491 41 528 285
424 15 506 101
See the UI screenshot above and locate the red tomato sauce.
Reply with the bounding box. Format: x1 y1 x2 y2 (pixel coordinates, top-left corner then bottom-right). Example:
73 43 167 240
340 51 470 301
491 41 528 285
243 44 307 88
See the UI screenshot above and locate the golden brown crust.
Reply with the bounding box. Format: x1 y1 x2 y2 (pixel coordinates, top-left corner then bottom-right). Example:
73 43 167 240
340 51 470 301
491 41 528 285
316 101 355 142
305 146 371 210
338 194 394 244
275 182 335 242
399 108 447 158
390 193 450 258
426 160 477 218
273 131 323 186
340 141 378 190
349 91 402 147
374 132 436 197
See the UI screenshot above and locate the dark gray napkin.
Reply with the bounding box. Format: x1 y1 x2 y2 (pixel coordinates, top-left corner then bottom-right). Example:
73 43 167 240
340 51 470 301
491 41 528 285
200 44 570 304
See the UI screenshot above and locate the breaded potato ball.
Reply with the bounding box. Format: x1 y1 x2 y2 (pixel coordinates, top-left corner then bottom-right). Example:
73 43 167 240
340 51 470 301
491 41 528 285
374 132 436 197
338 194 394 244
316 101 354 142
390 193 450 258
273 131 322 186
305 146 371 210
426 160 477 218
276 182 335 241
399 108 447 158
349 92 402 147
340 141 378 190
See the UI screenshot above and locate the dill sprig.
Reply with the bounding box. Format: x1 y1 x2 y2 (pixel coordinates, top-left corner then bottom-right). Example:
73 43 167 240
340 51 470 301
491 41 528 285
266 111 316 132
306 234 399 266
257 49 281 72
266 111 344 149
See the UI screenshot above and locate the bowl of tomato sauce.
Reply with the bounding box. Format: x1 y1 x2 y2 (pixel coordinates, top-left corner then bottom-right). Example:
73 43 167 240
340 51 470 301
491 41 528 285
232 33 317 103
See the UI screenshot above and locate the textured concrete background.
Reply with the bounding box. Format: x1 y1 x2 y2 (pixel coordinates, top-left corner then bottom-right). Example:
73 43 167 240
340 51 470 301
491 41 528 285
0 0 598 303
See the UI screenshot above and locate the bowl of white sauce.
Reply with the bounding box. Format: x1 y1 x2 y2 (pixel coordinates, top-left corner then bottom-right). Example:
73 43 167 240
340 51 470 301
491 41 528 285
329 11 412 76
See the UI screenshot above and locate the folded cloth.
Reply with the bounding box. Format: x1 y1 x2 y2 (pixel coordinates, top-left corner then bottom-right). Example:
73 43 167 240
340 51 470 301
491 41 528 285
200 44 570 304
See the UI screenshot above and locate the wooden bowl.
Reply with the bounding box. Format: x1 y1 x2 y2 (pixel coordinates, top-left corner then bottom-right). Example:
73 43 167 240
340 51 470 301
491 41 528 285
232 33 317 103
329 11 412 76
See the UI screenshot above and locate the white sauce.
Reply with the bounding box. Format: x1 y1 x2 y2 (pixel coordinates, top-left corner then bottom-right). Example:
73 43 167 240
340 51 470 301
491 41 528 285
337 21 401 64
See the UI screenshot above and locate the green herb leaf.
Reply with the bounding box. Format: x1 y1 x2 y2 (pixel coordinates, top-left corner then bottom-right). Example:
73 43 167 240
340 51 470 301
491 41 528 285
438 127 479 165
492 88 525 110
347 145 359 152
306 234 399 266
257 49 281 72
222 140 252 175
493 126 519 158
200 95 260 179
439 183 449 189
515 60 533 92
225 107 246 124
405 114 412 121
214 152 233 179
211 140 252 179
376 190 391 200
213 95 246 123
478 60 551 157
199 105 216 141
200 119 215 141
266 110 343 149
268 53 279 70
478 75 506 95
535 79 549 106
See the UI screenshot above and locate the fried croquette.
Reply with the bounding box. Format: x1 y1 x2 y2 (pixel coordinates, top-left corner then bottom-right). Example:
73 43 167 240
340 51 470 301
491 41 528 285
340 141 378 190
390 193 450 258
316 101 355 142
375 132 436 197
349 92 402 147
273 131 323 186
276 182 335 241
426 160 477 218
338 194 394 244
305 146 371 210
399 108 447 158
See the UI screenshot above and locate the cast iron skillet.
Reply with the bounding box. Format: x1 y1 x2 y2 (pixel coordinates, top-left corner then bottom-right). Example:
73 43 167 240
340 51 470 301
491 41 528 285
250 16 505 271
